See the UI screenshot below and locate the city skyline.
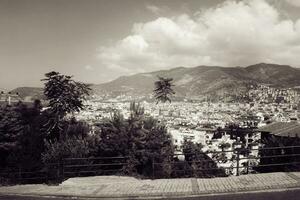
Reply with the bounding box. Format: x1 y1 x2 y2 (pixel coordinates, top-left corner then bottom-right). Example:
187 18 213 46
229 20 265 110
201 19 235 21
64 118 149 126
1 0 300 90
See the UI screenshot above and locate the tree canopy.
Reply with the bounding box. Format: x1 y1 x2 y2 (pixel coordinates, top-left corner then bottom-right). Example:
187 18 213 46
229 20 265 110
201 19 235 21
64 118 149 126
41 71 91 139
153 76 175 104
97 102 174 177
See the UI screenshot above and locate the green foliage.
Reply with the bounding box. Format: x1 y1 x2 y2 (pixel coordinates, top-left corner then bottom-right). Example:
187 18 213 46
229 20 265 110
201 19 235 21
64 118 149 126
0 104 24 167
257 134 300 172
60 117 91 140
42 137 91 164
135 117 174 177
180 140 227 178
153 76 175 104
97 102 174 177
0 102 45 170
41 71 91 140
97 112 129 157
0 105 23 151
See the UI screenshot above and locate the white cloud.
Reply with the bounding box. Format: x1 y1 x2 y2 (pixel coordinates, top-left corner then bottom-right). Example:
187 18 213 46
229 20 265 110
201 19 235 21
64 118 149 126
285 0 300 7
146 4 171 16
98 0 300 75
146 5 162 15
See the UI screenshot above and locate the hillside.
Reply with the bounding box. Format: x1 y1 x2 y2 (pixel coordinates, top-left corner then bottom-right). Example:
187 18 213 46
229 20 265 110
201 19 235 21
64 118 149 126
92 63 300 99
10 87 45 101
8 63 300 101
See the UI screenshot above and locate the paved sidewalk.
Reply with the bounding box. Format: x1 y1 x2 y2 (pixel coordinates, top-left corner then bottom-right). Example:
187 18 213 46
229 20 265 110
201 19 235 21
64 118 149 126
0 172 300 199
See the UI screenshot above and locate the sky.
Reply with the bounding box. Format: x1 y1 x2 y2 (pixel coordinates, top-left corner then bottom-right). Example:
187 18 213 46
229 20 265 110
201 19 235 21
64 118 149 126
1 0 300 90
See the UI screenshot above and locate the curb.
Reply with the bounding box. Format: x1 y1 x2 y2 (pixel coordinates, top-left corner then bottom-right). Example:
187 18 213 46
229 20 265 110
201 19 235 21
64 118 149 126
1 186 300 200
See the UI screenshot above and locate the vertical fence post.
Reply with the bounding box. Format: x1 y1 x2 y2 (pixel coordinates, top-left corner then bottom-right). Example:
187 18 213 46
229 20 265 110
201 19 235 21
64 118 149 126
152 156 155 179
292 146 295 168
18 166 22 184
46 164 49 183
60 158 64 182
236 149 240 176
246 160 249 174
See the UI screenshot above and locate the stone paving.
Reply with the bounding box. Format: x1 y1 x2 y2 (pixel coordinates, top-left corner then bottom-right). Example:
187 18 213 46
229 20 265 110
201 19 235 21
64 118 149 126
0 172 300 198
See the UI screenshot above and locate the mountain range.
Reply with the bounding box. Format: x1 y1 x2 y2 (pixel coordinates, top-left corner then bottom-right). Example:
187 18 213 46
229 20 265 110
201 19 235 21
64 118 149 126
91 63 300 99
4 63 300 101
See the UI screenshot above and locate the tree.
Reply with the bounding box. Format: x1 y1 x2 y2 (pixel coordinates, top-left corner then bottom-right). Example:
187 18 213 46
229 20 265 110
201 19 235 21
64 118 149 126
96 102 174 177
142 117 174 177
41 71 91 140
0 104 25 168
180 140 227 178
61 117 91 139
153 76 175 104
97 112 129 157
0 102 45 170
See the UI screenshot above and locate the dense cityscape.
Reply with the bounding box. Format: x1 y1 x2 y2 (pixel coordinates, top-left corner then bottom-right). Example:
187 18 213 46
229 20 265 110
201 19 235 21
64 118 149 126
72 83 300 175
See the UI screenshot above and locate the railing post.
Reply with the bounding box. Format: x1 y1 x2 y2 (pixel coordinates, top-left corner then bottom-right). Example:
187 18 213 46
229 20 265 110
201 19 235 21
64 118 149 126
58 158 64 182
60 158 64 182
18 166 22 184
46 164 49 183
236 149 240 176
152 156 155 179
246 160 249 174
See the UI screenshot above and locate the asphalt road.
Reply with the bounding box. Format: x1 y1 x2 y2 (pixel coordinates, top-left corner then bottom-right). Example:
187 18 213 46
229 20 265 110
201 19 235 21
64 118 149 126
1 189 300 200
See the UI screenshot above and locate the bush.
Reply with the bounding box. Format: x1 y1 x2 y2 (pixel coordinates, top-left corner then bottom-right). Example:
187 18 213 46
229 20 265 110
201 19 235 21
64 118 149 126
180 140 227 178
42 137 91 164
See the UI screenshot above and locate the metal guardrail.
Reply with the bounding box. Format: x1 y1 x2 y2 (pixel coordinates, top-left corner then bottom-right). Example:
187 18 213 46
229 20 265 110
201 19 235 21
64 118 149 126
1 145 300 183
62 156 128 179
60 145 300 179
0 163 61 184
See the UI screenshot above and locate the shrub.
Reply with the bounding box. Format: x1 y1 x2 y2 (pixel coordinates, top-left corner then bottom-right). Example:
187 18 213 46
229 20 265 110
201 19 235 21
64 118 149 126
42 137 91 164
181 140 227 178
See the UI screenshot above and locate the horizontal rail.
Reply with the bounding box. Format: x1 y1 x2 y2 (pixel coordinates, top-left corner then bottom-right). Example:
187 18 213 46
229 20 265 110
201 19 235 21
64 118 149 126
64 156 128 161
64 163 127 168
64 169 122 174
257 146 300 150
2 145 300 182
245 153 300 160
251 162 300 168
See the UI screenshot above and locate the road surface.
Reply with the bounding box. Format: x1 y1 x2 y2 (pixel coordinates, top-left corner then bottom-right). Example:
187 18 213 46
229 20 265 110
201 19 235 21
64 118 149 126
1 189 300 200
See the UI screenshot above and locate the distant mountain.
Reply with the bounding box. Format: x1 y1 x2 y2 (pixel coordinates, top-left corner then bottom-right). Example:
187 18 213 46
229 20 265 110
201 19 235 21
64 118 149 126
8 63 300 101
92 63 300 99
10 87 44 101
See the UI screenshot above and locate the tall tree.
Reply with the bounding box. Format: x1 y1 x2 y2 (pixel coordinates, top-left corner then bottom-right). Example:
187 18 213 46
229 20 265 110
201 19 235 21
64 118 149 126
153 76 175 104
0 102 45 170
41 71 91 140
97 102 174 177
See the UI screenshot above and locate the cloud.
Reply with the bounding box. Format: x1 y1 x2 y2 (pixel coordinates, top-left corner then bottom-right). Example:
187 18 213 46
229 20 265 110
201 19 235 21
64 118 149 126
84 65 93 70
146 5 162 15
98 0 300 75
285 0 300 7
